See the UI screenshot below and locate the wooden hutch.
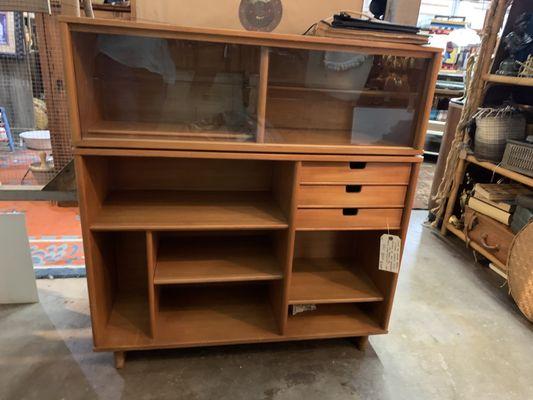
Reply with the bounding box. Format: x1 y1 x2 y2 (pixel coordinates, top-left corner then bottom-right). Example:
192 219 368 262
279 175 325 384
59 17 441 367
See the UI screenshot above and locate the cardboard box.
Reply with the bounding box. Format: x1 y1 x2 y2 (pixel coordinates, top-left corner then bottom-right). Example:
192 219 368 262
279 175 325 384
136 0 363 34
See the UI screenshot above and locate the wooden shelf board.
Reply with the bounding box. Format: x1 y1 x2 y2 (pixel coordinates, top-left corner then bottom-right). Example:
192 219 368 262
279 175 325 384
268 85 417 98
99 287 278 350
426 130 444 137
434 88 463 96
90 190 289 231
483 74 533 87
295 226 400 231
264 128 412 148
289 258 384 304
97 290 384 351
99 293 152 349
154 236 283 284
88 120 255 141
84 122 421 156
488 263 508 280
446 223 466 241
286 303 384 338
156 285 279 345
466 155 533 188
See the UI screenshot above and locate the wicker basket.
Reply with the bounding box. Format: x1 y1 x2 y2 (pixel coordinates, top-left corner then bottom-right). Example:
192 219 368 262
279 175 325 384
502 139 533 178
474 107 526 162
508 221 533 322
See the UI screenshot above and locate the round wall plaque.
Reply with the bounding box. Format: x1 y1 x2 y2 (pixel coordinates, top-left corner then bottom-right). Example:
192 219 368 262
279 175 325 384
239 0 283 32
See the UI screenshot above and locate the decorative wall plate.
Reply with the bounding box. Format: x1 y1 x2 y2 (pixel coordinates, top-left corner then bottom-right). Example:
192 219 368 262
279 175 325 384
239 0 283 32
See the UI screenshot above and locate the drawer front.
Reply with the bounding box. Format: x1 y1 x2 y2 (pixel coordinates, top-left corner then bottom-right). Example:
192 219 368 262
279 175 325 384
465 208 514 266
295 208 403 230
300 162 411 184
298 185 407 208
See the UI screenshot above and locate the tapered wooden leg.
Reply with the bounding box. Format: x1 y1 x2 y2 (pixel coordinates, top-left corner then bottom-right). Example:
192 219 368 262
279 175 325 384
355 336 369 351
114 351 126 369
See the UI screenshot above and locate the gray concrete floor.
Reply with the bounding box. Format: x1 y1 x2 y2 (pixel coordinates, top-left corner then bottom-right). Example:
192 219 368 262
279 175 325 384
1 211 532 400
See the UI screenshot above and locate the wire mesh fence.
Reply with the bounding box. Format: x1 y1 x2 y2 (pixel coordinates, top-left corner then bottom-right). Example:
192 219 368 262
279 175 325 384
0 1 73 186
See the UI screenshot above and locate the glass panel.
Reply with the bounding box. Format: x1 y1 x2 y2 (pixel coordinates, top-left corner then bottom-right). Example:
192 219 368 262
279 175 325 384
265 48 430 147
72 32 260 142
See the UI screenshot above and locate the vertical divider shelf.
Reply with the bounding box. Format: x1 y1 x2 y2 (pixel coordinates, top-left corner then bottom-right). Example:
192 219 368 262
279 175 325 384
146 231 159 338
276 161 301 333
257 46 270 143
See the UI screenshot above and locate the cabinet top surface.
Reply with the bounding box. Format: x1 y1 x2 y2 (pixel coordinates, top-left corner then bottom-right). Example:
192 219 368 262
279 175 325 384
59 16 442 55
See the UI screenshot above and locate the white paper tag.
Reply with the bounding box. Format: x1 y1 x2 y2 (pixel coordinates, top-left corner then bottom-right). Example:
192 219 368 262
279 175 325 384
379 234 401 273
291 304 317 316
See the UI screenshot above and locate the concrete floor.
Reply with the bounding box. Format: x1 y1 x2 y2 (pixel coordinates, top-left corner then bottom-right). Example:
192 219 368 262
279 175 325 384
1 211 532 400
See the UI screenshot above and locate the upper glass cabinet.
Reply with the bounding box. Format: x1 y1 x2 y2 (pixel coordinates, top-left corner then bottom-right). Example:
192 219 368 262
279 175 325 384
72 32 260 143
65 22 440 154
265 49 429 147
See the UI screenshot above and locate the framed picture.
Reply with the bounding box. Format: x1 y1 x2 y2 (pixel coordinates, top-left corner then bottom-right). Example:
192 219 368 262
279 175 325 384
0 11 25 59
0 1 51 13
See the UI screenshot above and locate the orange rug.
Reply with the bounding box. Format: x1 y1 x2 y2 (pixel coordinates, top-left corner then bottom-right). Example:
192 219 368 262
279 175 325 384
0 201 84 276
0 201 81 237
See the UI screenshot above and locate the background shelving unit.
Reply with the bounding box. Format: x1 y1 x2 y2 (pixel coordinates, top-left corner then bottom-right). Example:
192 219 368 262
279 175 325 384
439 0 533 279
424 72 464 156
443 153 533 277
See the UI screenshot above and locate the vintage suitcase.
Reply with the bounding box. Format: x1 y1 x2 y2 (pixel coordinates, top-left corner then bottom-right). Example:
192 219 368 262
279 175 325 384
464 206 515 269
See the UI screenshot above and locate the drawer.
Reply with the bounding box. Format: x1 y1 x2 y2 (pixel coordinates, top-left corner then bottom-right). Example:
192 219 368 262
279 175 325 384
465 207 514 267
300 162 411 185
298 185 407 208
295 208 403 230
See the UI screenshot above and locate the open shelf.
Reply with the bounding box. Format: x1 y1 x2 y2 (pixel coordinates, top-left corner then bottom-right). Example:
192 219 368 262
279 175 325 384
90 190 289 231
154 235 283 285
466 155 533 188
263 128 411 147
100 285 280 350
156 285 279 345
268 85 417 99
289 258 383 305
87 120 255 142
99 290 385 351
286 303 385 339
483 74 533 87
102 293 152 349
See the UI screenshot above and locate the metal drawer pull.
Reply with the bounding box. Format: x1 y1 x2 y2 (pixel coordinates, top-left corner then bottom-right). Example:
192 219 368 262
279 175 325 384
481 234 499 251
349 162 366 169
345 185 362 193
342 208 359 216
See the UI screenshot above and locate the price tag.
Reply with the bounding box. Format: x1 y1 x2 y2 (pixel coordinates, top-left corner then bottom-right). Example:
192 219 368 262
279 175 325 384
379 234 401 273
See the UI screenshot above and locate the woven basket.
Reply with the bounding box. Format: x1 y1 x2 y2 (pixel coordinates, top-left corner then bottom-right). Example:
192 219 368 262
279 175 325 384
507 221 533 322
502 140 533 178
474 107 526 162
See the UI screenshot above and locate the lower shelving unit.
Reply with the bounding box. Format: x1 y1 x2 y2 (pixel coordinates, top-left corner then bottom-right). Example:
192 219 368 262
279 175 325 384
79 154 404 357
91 228 390 351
